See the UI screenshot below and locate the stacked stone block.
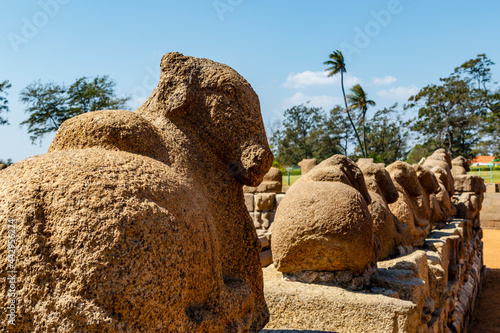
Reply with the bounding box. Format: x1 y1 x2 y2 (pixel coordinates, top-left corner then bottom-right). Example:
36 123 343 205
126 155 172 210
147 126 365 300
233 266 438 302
245 192 285 267
481 185 500 228
244 166 284 267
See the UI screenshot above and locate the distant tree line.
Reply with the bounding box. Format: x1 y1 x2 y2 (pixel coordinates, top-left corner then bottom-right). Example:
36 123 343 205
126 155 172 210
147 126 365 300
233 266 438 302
270 52 500 166
19 76 130 144
0 75 129 163
0 80 11 125
406 54 499 161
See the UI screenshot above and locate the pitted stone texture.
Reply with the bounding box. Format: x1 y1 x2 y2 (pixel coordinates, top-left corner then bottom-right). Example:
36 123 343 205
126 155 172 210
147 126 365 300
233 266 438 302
0 150 234 332
272 156 374 275
298 155 371 205
136 52 273 332
48 110 169 163
1 52 273 332
264 220 484 333
272 180 374 275
359 162 398 204
244 167 282 194
262 266 421 333
298 158 317 175
430 148 452 167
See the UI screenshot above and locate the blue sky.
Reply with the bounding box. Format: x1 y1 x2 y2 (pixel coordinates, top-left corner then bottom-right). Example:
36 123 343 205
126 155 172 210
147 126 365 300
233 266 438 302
1 0 500 162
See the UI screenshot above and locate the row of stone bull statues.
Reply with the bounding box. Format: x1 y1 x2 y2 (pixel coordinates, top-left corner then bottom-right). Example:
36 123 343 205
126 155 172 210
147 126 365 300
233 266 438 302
0 52 486 332
271 150 485 291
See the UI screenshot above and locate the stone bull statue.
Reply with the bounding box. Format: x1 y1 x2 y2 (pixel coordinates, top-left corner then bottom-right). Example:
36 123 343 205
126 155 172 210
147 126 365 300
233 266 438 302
0 52 273 332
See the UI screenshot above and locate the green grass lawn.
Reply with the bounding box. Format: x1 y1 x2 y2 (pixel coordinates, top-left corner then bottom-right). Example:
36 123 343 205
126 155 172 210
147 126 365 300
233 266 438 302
282 175 301 186
467 170 500 184
279 170 500 192
282 175 301 192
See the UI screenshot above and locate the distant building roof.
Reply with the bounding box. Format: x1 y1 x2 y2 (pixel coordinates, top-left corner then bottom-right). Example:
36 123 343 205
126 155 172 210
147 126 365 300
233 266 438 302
470 156 499 164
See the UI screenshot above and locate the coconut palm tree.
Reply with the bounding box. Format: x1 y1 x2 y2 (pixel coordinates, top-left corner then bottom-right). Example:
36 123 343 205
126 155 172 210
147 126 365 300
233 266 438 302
324 50 365 157
347 84 375 157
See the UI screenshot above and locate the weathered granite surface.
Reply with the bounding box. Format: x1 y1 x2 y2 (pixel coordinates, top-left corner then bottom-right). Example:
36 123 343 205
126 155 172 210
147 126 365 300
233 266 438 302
0 52 273 332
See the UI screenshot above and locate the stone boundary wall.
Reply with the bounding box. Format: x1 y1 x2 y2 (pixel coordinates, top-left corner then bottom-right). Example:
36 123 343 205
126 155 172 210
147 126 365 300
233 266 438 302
245 192 284 267
481 185 500 229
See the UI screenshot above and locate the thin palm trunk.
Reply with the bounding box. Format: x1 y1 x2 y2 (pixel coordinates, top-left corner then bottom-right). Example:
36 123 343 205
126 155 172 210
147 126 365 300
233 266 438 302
362 122 368 157
362 108 368 157
341 72 366 158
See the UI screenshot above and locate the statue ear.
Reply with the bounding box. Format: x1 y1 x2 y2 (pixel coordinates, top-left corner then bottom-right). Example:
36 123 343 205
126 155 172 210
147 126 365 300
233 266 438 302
156 52 195 118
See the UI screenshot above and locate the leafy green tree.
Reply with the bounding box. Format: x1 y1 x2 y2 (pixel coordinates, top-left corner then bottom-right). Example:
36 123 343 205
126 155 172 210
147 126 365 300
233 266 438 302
347 84 375 157
324 50 365 157
454 54 500 155
20 76 130 144
406 75 480 157
272 104 342 165
480 89 500 155
362 104 409 164
406 143 438 165
0 80 12 125
326 105 353 156
454 53 494 90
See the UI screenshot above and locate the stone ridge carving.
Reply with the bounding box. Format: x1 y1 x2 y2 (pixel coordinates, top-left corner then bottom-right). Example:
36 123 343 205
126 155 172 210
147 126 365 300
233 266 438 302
0 52 272 332
431 166 456 221
386 161 428 246
412 164 439 227
358 161 412 260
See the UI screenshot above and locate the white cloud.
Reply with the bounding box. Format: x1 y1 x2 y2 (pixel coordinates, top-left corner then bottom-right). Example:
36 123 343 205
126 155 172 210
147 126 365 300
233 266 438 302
129 97 147 108
377 85 419 100
371 75 397 85
279 92 341 111
282 71 361 88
